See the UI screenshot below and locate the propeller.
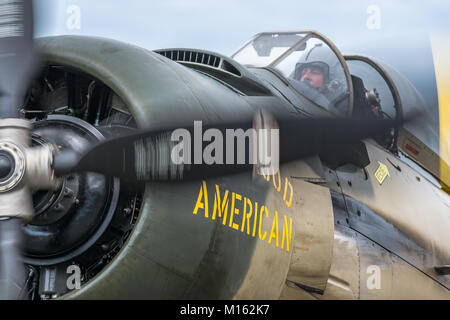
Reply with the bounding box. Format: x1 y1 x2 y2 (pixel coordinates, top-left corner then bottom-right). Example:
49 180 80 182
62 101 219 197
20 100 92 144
52 112 406 184
0 0 36 299
0 0 35 118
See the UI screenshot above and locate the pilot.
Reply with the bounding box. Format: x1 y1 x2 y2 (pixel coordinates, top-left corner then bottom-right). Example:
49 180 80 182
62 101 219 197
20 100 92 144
292 43 348 115
294 43 349 103
298 63 327 91
294 44 332 94
366 88 382 118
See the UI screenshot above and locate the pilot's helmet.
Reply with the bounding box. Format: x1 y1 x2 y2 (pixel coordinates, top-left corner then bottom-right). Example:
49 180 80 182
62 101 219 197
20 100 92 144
294 43 343 92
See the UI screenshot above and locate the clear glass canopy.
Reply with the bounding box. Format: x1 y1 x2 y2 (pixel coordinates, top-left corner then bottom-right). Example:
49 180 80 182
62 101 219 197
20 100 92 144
232 31 351 116
232 32 308 67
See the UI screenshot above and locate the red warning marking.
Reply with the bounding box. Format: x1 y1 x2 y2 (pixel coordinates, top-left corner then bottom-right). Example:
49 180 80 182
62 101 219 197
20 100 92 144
405 143 419 155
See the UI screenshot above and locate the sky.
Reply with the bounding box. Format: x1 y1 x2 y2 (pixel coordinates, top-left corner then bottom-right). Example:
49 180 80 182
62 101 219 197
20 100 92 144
32 0 450 121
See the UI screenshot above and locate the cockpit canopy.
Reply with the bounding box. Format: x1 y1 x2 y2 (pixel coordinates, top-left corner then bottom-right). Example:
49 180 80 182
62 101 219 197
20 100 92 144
232 31 351 116
232 31 443 188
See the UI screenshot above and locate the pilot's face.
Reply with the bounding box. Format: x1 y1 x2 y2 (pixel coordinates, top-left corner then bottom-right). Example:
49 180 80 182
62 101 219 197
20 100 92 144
300 66 325 90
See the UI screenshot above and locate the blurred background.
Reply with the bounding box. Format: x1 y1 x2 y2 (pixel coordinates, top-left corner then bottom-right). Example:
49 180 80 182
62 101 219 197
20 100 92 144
33 0 450 122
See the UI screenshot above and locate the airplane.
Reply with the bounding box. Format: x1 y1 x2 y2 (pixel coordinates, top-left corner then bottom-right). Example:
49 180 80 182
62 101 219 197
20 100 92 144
0 2 448 300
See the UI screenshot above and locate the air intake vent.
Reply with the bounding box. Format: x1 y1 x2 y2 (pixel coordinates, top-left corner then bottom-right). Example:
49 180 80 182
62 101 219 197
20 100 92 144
157 50 221 68
154 48 272 96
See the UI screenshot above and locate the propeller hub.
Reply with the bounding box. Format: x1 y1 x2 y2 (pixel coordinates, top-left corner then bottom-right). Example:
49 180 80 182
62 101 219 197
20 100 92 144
0 151 14 181
24 115 119 265
0 141 26 193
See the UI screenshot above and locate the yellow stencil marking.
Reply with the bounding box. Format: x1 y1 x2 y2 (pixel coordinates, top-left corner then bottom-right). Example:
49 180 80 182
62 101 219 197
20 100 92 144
192 181 293 252
374 161 390 185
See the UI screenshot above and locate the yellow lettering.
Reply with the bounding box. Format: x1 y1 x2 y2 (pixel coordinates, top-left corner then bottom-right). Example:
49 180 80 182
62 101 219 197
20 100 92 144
193 181 209 217
268 210 279 247
194 182 293 252
229 193 242 230
241 197 253 235
252 202 258 237
272 169 281 192
281 215 293 252
283 178 293 207
212 184 229 224
258 205 268 240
